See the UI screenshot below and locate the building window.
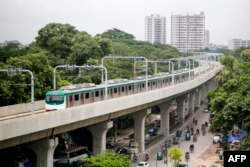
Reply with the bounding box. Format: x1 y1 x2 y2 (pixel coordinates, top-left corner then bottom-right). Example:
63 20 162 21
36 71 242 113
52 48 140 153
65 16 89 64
129 85 132 90
114 88 117 93
121 87 125 92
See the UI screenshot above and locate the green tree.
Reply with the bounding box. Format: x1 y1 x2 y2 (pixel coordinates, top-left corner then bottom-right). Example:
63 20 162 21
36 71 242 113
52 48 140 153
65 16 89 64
36 23 78 59
0 40 27 63
167 146 183 166
69 31 102 65
215 55 239 85
84 150 132 167
98 28 135 40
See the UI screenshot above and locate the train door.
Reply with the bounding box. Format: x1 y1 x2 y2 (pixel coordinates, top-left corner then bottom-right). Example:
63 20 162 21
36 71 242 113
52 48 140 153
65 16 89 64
69 95 73 107
80 93 84 104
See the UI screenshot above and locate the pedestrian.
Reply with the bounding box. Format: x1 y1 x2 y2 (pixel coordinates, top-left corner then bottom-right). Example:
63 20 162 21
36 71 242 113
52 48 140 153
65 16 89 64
164 156 168 165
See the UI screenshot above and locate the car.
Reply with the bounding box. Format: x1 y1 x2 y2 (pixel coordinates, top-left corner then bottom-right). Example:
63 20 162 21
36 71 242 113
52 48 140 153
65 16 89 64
203 108 209 113
116 147 130 154
136 161 150 167
106 140 116 148
145 133 151 141
213 135 221 144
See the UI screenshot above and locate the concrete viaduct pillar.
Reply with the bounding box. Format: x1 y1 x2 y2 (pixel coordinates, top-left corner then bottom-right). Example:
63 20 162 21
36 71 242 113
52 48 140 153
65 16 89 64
159 101 172 137
27 137 58 167
194 88 201 107
87 121 113 155
132 108 151 152
176 94 188 124
187 91 195 116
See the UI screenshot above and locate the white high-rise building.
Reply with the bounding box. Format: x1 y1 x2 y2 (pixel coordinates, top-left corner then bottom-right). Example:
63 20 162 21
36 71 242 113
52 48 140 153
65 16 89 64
205 30 210 48
228 39 250 50
145 14 166 44
171 12 205 52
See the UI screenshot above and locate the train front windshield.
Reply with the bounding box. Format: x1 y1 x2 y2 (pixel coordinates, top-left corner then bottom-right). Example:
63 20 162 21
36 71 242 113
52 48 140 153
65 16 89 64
46 91 66 104
46 95 64 102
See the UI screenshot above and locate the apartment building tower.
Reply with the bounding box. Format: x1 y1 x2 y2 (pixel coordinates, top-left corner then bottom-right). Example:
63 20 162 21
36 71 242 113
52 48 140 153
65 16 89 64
171 12 205 52
145 14 166 44
228 39 250 50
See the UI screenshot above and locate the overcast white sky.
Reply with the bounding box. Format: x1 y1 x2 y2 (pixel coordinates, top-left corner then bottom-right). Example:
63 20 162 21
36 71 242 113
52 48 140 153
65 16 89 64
0 0 249 45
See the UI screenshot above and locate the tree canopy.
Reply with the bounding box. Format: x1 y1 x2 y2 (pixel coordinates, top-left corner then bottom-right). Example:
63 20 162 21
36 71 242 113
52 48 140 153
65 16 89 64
0 24 182 106
83 150 131 167
167 146 183 165
207 47 250 149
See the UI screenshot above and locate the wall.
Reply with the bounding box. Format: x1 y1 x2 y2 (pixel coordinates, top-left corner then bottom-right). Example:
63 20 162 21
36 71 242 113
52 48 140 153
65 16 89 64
0 100 45 117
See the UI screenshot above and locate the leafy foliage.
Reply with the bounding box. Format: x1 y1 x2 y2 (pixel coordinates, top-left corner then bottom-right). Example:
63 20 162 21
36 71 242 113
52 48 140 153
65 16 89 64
208 48 250 148
83 150 131 167
0 25 181 106
167 146 183 165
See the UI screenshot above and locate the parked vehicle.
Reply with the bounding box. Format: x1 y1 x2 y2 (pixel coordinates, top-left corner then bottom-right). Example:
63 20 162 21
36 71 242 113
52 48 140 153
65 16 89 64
136 161 150 167
213 135 221 144
54 146 89 166
116 147 130 154
106 140 116 148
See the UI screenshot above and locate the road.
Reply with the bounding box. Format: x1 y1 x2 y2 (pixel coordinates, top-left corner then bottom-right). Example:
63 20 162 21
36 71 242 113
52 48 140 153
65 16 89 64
131 110 223 167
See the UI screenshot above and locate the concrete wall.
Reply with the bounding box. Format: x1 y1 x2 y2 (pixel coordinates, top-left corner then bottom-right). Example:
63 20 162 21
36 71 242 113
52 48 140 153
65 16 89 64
0 100 45 117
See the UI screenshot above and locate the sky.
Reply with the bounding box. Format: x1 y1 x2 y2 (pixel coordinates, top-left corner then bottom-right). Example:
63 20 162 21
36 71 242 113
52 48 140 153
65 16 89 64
0 0 249 45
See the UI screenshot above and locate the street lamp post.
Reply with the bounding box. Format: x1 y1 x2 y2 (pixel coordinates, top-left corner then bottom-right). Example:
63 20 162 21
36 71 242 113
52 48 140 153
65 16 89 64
155 59 175 85
101 56 148 91
53 65 108 100
0 68 34 113
170 58 191 81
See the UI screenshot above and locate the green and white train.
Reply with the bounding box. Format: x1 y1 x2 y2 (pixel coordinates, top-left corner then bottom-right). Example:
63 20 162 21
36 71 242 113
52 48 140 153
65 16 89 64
45 65 213 111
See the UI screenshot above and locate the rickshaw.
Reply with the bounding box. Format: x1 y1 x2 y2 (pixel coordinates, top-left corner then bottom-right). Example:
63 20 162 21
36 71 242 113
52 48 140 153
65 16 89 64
201 126 206 136
205 121 208 127
191 127 194 135
185 152 190 162
189 144 194 153
185 132 191 141
196 129 200 136
193 134 197 142
193 118 198 125
173 137 179 145
176 130 182 137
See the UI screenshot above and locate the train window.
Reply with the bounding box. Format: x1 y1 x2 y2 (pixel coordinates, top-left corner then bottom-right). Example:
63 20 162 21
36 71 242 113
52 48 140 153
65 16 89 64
121 87 125 92
114 88 117 93
142 83 145 88
95 91 99 97
75 94 79 101
129 85 132 90
85 93 89 99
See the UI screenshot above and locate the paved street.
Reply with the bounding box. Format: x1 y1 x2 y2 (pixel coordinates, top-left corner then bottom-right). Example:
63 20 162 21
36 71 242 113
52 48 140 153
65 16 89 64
131 109 223 167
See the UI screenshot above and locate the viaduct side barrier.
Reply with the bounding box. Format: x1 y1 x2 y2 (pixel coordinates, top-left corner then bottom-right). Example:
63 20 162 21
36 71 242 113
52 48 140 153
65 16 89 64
0 100 45 118
0 63 222 149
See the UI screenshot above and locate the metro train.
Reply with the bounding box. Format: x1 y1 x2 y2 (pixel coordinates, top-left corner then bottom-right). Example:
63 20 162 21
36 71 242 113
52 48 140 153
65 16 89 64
45 63 213 111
